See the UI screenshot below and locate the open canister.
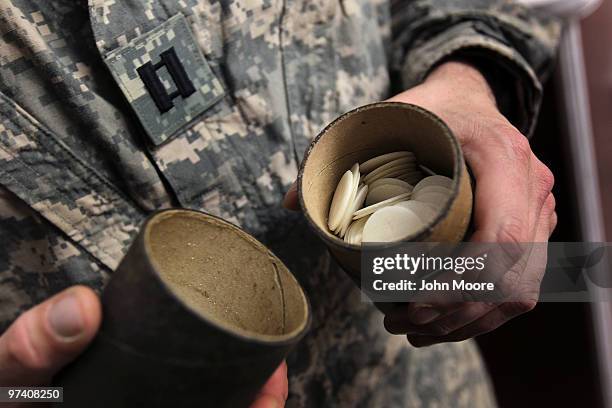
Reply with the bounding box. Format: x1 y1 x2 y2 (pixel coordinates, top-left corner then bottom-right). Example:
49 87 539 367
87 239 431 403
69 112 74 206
54 209 311 407
298 102 473 281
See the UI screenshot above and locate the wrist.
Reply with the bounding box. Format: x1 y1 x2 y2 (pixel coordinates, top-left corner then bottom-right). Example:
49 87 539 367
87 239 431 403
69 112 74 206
423 61 497 108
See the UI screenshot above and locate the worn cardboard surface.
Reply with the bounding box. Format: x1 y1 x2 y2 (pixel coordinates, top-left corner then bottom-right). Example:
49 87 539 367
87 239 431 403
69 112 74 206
148 211 307 339
298 102 473 277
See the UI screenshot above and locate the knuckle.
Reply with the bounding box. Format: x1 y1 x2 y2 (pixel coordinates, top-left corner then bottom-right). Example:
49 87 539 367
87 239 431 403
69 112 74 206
517 299 537 314
538 165 555 193
502 300 537 317
503 129 531 163
497 268 522 299
543 193 556 215
535 165 555 207
495 239 529 289
516 273 544 302
550 211 558 230
497 216 529 247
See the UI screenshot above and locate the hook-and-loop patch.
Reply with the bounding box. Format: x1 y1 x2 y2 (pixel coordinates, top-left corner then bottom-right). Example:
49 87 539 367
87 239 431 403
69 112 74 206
104 13 225 145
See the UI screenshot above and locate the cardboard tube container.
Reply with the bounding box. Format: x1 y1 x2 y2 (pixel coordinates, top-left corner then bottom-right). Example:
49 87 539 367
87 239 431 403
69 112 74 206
55 209 310 407
298 102 473 280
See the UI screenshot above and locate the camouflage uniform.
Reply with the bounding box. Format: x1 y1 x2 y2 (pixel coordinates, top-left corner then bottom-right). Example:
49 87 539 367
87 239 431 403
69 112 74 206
0 0 559 406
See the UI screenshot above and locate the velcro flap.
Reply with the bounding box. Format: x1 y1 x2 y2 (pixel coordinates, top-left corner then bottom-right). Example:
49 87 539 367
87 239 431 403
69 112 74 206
104 13 225 145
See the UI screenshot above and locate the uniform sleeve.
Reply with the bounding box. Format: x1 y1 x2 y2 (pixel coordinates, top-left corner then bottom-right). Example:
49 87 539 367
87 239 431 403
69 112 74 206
0 186 108 333
390 0 562 136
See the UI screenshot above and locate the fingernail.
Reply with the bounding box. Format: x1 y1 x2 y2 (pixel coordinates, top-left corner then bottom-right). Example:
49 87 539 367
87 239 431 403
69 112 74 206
409 305 441 325
48 293 84 339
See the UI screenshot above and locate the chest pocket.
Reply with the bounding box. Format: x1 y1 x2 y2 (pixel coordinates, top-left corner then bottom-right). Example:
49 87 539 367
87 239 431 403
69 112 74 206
0 95 145 271
89 1 299 239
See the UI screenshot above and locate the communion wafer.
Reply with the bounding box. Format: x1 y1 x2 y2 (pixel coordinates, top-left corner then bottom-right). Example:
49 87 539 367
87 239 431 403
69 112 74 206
335 182 360 235
369 178 414 191
412 185 451 198
362 206 425 243
412 191 450 209
360 151 415 174
339 184 368 237
344 216 369 245
413 175 453 194
337 164 361 228
331 164 360 234
327 170 354 231
384 168 421 180
362 160 416 184
364 165 419 185
327 151 456 244
396 173 424 185
349 163 361 203
365 184 412 206
363 156 415 176
344 219 356 244
352 192 412 220
351 163 360 182
350 216 368 245
394 200 439 224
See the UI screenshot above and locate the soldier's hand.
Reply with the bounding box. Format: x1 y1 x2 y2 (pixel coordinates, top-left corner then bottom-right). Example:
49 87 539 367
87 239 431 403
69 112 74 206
283 60 556 346
0 286 101 387
383 60 557 346
0 286 287 407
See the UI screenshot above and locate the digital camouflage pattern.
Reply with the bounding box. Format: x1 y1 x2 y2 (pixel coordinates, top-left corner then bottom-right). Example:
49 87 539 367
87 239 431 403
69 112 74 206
0 0 560 406
105 13 225 144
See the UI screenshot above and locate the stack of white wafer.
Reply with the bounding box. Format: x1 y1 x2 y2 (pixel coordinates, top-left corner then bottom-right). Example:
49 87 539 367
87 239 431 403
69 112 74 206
326 151 454 244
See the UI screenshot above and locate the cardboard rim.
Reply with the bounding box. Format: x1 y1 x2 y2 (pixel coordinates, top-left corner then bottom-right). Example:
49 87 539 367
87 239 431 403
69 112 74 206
297 102 464 250
142 208 311 346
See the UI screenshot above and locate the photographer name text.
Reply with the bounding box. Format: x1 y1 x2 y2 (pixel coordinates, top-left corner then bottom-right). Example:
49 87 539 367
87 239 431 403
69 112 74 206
372 279 495 292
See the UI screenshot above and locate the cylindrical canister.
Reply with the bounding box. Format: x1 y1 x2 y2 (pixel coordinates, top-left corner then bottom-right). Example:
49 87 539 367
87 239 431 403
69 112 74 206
55 209 311 407
298 102 473 281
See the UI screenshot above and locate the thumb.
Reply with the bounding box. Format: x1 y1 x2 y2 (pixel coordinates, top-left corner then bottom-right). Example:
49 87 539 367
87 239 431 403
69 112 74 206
0 285 101 386
250 361 288 408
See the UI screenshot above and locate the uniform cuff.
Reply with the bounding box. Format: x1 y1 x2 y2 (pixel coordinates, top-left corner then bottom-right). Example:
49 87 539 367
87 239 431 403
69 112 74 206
400 21 544 137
